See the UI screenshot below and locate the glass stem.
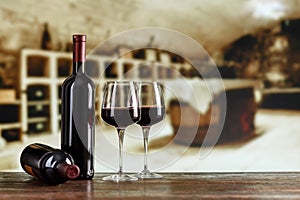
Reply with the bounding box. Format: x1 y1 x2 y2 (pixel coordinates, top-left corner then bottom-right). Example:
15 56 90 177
142 127 150 171
117 128 125 175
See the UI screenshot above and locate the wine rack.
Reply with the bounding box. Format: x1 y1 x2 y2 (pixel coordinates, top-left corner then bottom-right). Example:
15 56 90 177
0 51 22 143
20 48 189 135
0 101 22 142
21 50 72 135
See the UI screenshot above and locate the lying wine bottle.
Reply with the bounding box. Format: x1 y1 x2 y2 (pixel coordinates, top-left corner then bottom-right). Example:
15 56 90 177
20 143 80 185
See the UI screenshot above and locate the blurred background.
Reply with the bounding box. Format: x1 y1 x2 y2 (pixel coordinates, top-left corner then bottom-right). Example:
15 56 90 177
0 0 300 172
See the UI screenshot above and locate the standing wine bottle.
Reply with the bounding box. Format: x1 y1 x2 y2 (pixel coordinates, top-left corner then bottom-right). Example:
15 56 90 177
61 34 95 179
20 143 80 185
41 22 52 50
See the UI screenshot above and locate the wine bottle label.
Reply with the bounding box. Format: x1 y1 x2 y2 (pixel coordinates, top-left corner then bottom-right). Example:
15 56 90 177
29 143 41 149
24 164 35 177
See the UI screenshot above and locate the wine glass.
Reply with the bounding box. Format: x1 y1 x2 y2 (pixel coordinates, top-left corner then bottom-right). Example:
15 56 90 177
101 81 139 182
135 82 165 179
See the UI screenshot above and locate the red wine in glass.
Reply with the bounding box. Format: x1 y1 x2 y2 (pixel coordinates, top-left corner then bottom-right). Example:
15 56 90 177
135 82 165 179
101 107 140 128
101 81 139 182
137 106 165 127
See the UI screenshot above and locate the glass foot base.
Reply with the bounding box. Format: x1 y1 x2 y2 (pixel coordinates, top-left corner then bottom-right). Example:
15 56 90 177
134 170 163 179
102 173 138 183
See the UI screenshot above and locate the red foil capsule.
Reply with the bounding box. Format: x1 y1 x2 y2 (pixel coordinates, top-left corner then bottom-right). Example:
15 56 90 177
73 35 86 62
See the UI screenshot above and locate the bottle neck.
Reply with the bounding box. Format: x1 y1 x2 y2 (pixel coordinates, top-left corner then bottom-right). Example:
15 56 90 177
72 61 85 75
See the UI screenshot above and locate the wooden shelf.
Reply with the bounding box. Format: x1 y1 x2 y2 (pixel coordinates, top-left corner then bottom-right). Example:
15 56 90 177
0 100 21 105
24 78 52 85
27 100 50 106
0 122 21 130
27 117 48 123
0 101 22 142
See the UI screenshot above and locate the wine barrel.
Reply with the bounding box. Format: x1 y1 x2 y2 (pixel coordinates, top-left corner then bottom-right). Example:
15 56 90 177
169 87 257 146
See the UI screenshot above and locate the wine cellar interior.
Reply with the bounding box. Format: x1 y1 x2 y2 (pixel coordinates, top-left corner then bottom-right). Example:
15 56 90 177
0 0 300 172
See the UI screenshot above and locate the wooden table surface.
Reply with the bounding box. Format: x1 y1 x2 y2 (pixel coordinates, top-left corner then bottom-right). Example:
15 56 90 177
0 172 300 199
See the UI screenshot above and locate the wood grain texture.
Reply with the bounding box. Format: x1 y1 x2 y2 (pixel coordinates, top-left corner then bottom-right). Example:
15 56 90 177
0 172 300 199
